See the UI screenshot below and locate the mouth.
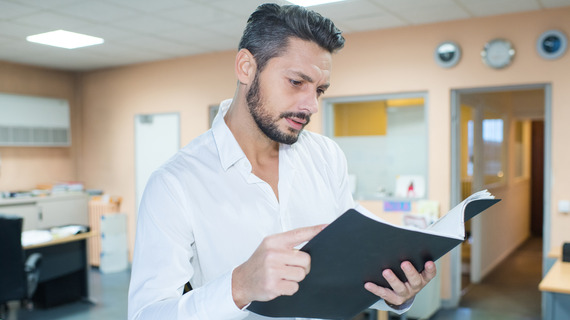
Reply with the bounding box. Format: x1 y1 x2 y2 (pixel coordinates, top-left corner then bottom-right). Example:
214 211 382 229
285 115 308 131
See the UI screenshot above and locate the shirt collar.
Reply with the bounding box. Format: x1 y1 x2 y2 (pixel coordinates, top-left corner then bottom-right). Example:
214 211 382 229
212 99 299 173
212 99 248 171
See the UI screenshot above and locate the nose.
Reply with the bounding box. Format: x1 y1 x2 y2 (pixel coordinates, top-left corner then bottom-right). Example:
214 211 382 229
300 91 319 115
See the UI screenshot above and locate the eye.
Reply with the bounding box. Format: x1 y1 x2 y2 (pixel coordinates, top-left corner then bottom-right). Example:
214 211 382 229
290 79 302 87
317 87 326 97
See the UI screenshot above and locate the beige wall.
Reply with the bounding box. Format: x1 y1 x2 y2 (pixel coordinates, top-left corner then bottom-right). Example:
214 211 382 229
0 61 80 191
1 6 569 304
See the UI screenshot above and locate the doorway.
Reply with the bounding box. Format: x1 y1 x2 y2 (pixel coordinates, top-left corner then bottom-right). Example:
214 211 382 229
450 84 550 306
134 113 180 214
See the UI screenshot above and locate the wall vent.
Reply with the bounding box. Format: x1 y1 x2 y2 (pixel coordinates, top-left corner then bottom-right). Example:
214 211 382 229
0 93 70 147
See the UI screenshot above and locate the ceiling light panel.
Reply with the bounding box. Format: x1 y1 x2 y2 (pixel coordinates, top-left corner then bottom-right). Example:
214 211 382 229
26 30 104 49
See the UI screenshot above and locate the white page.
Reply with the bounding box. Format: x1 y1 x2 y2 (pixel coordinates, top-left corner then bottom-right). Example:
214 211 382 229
427 190 494 238
356 189 494 241
355 204 463 240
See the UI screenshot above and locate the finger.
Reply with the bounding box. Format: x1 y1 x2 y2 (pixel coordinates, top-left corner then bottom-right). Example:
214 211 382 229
422 261 437 281
284 250 312 274
277 279 300 296
382 269 407 295
364 282 389 299
280 264 308 282
400 261 423 289
364 282 406 306
273 224 328 248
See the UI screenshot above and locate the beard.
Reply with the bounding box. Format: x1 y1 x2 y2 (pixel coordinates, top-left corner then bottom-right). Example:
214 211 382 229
246 71 310 145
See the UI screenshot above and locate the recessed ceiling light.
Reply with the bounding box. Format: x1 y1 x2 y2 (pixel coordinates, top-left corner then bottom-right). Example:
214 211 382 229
287 0 346 7
26 30 104 49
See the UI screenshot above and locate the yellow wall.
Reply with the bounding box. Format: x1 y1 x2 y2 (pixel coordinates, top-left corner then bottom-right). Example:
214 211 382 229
1 6 569 303
334 101 387 136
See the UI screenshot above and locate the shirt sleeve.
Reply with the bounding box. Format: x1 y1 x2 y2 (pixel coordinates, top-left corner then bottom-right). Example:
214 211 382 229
127 169 249 320
329 137 357 213
369 297 414 315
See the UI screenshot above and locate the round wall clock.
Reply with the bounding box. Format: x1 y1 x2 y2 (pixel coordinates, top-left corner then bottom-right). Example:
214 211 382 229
536 29 568 60
434 41 461 68
481 38 515 69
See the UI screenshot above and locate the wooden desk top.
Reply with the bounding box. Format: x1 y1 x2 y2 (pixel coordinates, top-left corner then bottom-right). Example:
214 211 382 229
539 260 570 294
24 231 96 250
548 246 562 259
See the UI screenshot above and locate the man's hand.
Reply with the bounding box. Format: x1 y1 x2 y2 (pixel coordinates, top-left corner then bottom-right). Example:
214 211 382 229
231 224 326 309
364 261 437 307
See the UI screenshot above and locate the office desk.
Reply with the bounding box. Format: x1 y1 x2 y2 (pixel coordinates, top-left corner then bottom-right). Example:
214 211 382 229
547 246 562 259
539 260 570 320
24 232 95 308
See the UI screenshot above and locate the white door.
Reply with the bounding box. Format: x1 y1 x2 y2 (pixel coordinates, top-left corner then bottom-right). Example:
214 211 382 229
134 113 180 214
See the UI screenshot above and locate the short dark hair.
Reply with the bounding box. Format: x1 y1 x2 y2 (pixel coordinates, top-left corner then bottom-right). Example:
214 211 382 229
238 3 345 72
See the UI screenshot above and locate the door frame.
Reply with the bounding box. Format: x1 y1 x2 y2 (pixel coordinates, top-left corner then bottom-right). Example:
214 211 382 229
449 83 551 307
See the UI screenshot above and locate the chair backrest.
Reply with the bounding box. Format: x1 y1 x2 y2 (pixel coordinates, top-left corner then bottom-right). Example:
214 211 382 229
0 214 27 303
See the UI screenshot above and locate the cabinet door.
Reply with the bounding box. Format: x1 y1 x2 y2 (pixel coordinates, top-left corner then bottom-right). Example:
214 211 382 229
0 204 41 230
39 196 88 228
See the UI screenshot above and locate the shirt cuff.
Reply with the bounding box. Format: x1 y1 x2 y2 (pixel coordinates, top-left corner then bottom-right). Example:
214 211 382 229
369 297 414 315
179 269 249 320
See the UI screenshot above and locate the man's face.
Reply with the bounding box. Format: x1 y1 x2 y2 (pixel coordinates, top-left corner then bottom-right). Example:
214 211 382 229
246 38 333 145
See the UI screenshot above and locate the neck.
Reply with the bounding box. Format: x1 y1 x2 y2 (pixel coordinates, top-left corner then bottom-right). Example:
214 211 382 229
225 90 281 201
224 91 279 164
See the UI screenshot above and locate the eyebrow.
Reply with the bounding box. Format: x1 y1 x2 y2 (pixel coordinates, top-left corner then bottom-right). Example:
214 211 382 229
292 71 330 90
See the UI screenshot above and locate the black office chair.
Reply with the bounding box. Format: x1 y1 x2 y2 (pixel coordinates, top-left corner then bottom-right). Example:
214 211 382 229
0 214 42 316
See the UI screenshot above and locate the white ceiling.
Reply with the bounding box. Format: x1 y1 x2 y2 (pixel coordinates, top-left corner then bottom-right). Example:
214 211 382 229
0 0 569 71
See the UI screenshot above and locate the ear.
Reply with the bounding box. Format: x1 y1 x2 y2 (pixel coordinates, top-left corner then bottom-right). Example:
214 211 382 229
235 48 257 85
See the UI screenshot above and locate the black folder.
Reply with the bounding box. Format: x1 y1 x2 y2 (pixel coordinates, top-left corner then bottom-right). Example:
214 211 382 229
248 192 500 319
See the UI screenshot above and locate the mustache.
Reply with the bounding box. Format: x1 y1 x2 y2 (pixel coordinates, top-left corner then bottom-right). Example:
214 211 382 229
280 112 311 125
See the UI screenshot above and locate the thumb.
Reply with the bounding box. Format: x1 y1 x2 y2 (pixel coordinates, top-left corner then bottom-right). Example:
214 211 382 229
277 224 327 249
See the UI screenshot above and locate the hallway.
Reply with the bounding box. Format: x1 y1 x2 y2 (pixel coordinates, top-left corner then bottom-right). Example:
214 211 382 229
430 236 542 320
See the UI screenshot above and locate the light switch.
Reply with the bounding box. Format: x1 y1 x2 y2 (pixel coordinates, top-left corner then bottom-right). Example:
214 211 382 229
558 200 570 213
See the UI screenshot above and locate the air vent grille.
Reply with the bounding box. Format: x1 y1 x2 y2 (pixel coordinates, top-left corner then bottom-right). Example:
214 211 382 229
0 126 70 146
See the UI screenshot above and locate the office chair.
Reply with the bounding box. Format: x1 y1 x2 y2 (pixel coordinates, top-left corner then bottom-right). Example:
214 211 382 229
0 214 42 316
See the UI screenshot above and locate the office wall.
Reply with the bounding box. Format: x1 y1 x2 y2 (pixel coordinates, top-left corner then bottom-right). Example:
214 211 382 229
0 61 80 191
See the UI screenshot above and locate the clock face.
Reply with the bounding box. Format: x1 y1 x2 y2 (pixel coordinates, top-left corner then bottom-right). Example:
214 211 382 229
542 35 561 53
537 30 568 60
482 39 515 69
434 41 461 68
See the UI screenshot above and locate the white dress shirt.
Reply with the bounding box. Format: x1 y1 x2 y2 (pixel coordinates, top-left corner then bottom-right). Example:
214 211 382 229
128 99 408 320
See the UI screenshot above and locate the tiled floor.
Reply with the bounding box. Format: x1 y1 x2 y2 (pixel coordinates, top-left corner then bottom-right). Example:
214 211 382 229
2 237 542 320
2 269 129 320
428 236 542 320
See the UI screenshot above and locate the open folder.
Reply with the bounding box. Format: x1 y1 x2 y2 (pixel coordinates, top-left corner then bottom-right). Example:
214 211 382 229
248 190 500 319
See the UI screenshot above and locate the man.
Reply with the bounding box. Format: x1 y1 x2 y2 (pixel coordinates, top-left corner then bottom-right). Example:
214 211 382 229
128 3 436 320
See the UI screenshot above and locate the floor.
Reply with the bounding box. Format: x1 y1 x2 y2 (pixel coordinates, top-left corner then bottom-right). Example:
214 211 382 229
2 269 129 320
2 237 543 320
427 236 543 320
